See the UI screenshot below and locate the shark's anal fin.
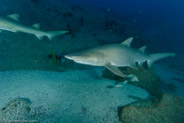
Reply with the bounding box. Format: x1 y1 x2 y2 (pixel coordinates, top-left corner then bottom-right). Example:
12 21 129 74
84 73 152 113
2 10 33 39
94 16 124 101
104 63 125 78
7 14 20 21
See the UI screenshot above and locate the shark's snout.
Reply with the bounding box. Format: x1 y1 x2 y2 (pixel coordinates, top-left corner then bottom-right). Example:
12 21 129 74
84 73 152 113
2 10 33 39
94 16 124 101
64 54 80 61
64 55 74 60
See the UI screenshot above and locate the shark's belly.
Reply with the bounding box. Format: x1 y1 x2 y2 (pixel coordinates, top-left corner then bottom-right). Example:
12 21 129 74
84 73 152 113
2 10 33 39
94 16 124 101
0 24 18 32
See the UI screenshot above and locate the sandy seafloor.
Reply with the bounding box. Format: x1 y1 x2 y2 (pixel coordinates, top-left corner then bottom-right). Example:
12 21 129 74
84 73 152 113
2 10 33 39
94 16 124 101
0 69 149 123
0 0 184 122
0 65 183 122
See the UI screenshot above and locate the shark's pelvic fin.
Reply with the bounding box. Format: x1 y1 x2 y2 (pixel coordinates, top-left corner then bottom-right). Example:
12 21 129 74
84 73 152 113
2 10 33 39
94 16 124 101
139 46 147 53
32 23 40 29
121 37 133 47
129 63 138 70
7 14 20 21
36 35 44 40
104 63 125 77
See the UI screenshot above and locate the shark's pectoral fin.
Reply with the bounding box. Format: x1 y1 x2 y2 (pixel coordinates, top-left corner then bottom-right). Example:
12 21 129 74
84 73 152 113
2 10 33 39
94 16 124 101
7 14 20 21
104 63 125 77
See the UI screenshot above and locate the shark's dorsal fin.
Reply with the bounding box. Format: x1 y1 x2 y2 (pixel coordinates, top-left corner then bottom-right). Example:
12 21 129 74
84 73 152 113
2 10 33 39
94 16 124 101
121 37 133 47
104 63 125 77
139 46 147 53
7 14 20 21
32 23 40 29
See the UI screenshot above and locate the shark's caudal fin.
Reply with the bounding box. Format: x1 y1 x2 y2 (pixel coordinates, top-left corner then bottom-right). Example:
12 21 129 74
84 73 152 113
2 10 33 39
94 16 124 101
148 53 176 67
46 30 69 40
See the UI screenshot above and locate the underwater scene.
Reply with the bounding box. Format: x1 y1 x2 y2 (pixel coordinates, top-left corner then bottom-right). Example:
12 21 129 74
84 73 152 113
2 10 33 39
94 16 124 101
0 0 184 122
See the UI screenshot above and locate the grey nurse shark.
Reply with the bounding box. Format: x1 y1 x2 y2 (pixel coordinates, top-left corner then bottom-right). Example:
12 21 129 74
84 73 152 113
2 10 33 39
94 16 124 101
65 37 176 80
0 14 69 40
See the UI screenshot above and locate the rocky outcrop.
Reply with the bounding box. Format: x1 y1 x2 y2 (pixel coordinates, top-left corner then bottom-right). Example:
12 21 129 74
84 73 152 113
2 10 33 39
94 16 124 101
119 93 184 123
102 67 162 97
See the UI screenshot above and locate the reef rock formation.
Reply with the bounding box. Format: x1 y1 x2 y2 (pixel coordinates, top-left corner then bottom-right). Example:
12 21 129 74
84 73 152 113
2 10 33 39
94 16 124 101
119 93 184 123
102 67 162 97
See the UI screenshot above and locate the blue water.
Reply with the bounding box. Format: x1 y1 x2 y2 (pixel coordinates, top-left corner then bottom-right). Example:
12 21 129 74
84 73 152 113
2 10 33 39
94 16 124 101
69 0 184 54
0 0 183 122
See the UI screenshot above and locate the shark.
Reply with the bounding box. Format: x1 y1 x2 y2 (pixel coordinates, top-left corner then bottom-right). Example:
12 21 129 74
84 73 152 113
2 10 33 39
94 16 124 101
65 37 176 78
0 14 69 40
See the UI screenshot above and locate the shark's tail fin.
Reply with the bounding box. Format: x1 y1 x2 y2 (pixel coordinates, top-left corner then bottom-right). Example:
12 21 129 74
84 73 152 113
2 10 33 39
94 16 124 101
148 53 176 67
46 30 69 40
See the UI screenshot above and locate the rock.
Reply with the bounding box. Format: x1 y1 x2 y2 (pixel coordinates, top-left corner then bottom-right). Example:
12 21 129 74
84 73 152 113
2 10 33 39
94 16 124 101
102 67 162 97
0 97 59 122
119 93 184 123
0 98 32 122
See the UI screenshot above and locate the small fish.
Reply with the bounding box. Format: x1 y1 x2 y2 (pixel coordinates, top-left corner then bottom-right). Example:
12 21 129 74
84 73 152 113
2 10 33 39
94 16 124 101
114 80 128 88
0 14 69 40
115 84 123 88
126 75 139 82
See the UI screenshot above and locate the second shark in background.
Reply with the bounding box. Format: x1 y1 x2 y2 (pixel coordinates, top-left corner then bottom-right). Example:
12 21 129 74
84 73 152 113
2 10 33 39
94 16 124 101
0 14 69 40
